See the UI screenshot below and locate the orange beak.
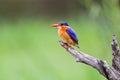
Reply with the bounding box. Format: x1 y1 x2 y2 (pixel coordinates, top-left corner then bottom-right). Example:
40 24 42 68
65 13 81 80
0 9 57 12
51 23 60 27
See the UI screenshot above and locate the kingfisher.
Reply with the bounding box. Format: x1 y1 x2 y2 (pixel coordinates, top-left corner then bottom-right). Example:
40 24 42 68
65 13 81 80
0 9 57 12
51 21 79 49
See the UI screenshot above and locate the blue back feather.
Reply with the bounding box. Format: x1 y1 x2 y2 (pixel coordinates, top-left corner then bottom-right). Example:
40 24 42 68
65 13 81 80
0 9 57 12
66 28 78 44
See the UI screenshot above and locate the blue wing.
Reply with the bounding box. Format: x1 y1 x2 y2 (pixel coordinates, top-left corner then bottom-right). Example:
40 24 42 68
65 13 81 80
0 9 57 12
66 28 78 44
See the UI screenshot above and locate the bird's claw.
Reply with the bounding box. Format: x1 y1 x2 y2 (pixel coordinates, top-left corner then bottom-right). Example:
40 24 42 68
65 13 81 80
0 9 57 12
63 43 71 51
59 41 71 51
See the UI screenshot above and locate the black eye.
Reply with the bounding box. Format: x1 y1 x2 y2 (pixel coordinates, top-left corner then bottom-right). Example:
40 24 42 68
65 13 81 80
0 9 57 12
61 24 64 26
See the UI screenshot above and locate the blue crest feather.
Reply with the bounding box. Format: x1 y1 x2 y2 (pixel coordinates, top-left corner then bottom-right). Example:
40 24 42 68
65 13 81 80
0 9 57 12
59 21 69 26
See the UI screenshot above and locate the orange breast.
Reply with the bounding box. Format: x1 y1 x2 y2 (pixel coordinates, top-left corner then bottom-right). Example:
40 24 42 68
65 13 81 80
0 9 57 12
58 26 76 46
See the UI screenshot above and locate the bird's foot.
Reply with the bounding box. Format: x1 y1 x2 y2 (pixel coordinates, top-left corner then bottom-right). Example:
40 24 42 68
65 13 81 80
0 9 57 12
59 41 71 51
63 42 71 51
66 46 71 51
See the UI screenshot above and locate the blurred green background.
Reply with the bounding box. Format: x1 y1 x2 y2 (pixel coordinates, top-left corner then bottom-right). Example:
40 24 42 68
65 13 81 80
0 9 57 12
0 0 120 80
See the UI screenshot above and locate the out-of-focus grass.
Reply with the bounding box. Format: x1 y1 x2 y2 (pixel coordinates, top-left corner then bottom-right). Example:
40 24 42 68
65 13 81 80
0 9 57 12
0 17 118 80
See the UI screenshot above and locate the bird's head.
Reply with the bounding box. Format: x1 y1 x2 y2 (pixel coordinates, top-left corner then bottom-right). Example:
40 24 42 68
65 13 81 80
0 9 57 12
51 21 69 28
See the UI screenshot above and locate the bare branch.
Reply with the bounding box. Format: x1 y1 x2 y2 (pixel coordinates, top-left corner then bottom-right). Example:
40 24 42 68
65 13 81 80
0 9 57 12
112 35 120 72
59 35 120 80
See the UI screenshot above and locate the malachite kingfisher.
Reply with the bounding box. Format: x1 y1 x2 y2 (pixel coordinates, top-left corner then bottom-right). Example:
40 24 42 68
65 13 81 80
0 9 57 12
51 21 79 49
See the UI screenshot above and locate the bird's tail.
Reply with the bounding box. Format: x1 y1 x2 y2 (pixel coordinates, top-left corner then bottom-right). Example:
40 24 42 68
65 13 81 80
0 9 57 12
76 44 80 48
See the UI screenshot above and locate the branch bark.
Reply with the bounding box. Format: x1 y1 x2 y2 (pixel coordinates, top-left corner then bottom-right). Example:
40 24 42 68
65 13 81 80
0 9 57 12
59 35 120 80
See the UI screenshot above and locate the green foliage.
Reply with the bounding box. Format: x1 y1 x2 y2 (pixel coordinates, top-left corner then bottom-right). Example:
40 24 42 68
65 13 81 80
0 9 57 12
0 17 118 80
